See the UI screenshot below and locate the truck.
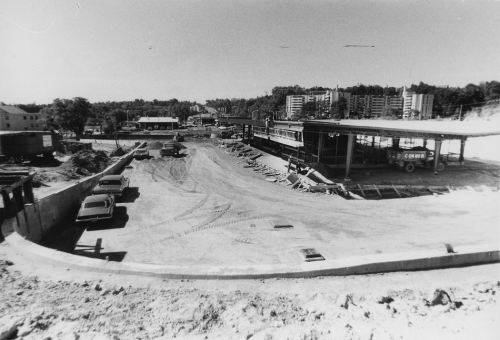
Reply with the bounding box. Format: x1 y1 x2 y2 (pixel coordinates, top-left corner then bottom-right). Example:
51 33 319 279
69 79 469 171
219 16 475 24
0 131 61 160
387 147 445 173
160 141 180 157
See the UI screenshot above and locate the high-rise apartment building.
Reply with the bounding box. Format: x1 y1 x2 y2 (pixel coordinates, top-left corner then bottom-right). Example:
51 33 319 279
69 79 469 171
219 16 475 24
402 86 434 119
285 90 351 119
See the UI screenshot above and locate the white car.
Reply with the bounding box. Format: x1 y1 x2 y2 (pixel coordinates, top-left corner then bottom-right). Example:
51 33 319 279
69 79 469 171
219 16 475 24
218 126 228 130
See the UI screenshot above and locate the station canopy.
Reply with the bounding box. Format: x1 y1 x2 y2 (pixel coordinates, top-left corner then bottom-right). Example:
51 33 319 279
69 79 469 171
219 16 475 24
304 120 500 140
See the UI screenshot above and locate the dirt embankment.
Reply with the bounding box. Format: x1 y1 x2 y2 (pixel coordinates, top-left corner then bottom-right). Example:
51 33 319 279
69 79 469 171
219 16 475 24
0 257 499 340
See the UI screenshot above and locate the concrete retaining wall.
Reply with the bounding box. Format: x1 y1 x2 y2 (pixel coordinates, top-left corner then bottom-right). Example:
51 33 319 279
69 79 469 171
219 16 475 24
3 231 498 280
3 143 145 244
75 130 217 141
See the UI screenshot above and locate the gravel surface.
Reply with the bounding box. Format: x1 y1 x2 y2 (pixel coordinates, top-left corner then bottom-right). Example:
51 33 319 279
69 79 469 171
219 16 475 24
1 248 499 340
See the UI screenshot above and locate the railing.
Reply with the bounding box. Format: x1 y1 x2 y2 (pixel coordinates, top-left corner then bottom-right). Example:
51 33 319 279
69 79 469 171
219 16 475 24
253 127 302 142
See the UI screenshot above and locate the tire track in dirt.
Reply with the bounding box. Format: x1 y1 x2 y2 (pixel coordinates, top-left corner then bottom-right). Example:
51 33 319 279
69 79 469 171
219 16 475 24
173 192 212 221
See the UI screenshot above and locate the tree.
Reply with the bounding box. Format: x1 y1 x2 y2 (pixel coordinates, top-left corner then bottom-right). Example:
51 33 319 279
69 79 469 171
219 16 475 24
301 101 318 118
102 109 127 134
329 97 348 119
48 97 92 135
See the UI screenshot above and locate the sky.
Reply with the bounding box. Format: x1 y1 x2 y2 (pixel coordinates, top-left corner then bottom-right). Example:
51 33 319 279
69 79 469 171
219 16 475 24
1 0 499 105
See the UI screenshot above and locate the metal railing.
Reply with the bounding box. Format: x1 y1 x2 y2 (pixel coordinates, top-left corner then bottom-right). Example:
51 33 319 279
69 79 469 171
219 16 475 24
254 127 301 142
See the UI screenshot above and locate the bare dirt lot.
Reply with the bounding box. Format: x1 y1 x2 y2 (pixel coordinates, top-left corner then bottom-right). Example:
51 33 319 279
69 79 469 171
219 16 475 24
42 140 499 268
1 137 499 339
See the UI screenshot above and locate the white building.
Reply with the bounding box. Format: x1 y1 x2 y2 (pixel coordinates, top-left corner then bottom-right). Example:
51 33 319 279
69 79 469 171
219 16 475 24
285 90 351 119
0 105 43 131
402 86 434 119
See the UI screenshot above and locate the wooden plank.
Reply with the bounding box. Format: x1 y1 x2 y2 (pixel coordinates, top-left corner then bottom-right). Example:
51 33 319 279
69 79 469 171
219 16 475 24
357 184 366 198
392 185 402 198
373 185 382 197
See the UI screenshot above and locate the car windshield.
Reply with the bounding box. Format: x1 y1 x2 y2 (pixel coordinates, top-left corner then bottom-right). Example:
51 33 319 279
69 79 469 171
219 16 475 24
84 200 108 209
99 180 121 186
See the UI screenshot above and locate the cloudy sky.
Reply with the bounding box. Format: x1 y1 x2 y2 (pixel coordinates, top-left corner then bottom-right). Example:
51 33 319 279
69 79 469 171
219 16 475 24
1 0 499 104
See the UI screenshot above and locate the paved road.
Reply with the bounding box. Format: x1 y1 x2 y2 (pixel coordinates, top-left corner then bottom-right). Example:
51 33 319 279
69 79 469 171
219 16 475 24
44 141 500 267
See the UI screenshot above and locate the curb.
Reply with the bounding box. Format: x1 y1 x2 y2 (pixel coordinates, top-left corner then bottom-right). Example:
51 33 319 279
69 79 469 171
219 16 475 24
4 231 499 280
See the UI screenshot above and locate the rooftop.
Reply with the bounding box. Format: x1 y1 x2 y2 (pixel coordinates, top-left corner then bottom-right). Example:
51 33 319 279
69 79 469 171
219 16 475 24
0 105 30 115
138 117 179 123
304 119 500 140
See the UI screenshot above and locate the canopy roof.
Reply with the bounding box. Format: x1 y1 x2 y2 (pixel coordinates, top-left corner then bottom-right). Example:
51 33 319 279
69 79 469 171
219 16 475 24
304 120 500 140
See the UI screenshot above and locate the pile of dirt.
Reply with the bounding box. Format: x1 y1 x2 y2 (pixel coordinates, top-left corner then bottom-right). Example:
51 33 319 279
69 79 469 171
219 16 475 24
148 141 164 150
109 147 126 157
311 162 336 178
57 150 111 178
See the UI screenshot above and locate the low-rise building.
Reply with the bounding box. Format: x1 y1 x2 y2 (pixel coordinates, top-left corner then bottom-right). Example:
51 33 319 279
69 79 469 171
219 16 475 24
0 106 43 131
138 117 179 130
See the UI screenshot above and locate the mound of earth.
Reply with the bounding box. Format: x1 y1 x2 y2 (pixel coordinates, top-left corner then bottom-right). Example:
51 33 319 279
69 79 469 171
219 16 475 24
109 147 127 157
56 150 112 179
148 141 164 150
311 162 335 178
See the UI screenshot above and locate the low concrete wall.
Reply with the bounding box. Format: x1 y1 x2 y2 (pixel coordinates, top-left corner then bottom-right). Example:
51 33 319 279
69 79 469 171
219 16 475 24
2 143 145 244
75 130 217 140
3 231 498 280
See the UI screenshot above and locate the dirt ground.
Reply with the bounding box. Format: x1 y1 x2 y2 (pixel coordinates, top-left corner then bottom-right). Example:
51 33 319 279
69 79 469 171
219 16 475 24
40 140 500 268
1 137 499 339
1 244 499 340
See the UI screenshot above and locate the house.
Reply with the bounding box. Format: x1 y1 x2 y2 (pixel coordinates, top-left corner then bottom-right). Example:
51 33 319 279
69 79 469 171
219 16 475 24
0 106 43 131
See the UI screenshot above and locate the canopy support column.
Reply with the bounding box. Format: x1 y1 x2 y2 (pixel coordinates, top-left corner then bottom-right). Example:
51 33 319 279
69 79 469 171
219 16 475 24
345 134 355 181
393 138 400 149
459 138 466 165
433 139 442 175
317 132 324 163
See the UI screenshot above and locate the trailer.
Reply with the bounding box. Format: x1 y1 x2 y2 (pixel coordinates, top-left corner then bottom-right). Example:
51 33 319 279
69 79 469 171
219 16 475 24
0 131 61 160
387 147 445 173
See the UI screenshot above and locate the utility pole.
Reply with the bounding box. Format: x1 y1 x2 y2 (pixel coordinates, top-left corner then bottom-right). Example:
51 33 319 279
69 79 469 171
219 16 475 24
458 105 463 121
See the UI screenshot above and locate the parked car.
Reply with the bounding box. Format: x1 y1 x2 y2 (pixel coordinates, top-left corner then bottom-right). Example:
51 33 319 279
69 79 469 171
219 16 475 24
92 175 130 197
160 142 180 157
133 148 149 159
76 194 115 223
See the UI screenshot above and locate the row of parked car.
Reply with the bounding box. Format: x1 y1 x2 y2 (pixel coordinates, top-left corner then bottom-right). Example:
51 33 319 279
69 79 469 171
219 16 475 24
75 174 130 224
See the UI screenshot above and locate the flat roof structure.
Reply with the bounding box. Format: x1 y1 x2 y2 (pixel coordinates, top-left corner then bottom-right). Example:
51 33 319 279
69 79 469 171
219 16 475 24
304 119 500 140
221 117 500 179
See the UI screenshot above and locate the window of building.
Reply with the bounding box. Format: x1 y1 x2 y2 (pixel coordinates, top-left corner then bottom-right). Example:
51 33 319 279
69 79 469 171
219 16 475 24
35 116 39 120
6 124 10 128
30 116 34 120
31 123 34 127
23 116 27 120
5 116 9 120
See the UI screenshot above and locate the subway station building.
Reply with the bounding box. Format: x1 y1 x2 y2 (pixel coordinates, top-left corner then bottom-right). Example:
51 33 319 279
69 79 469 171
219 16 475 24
219 117 500 180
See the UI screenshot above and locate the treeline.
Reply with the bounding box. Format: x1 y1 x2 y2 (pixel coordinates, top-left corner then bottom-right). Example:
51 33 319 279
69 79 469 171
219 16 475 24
17 98 197 135
9 80 500 133
205 81 500 118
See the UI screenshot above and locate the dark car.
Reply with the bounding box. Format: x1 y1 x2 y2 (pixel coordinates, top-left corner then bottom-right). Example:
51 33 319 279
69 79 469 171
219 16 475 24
133 148 149 159
160 142 180 157
92 175 130 197
76 194 115 223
